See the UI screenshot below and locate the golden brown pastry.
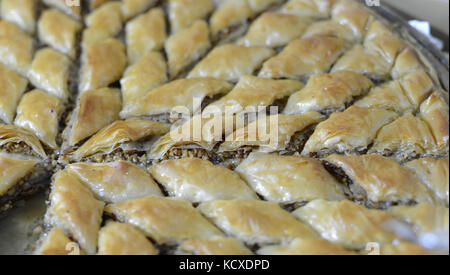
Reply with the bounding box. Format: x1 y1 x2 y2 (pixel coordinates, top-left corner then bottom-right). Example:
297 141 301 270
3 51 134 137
302 106 398 157
37 227 80 255
104 196 223 245
259 36 345 80
0 124 47 158
238 13 311 48
64 88 122 147
330 0 372 40
179 237 253 255
188 44 275 82
120 51 167 106
121 0 158 20
0 153 38 196
280 0 334 18
43 0 82 20
28 48 72 101
168 0 214 33
45 170 105 255
284 71 373 115
302 20 359 42
89 0 114 10
38 9 83 59
293 200 400 249
14 90 63 149
79 38 127 93
325 154 433 206
66 161 163 203
0 20 34 75
399 70 434 108
120 78 233 119
0 0 37 34
258 238 356 255
235 152 345 203
97 222 159 255
405 157 449 207
125 8 166 64
149 158 258 203
204 75 304 114
84 2 123 42
71 119 170 161
165 20 211 79
391 48 423 79
199 199 317 245
0 65 28 124
220 113 325 153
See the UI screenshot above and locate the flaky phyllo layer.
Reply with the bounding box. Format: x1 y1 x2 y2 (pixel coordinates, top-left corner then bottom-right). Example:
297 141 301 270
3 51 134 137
0 0 448 255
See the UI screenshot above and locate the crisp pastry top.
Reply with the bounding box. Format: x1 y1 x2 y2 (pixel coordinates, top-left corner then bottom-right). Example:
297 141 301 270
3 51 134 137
0 124 47 158
121 0 158 20
0 65 28 124
235 152 345 203
168 0 214 33
293 200 400 249
66 161 163 204
37 227 78 255
64 88 122 147
121 78 232 119
0 20 34 75
204 75 304 114
283 71 373 115
125 8 166 64
97 222 159 255
0 153 38 196
405 157 449 207
0 0 37 34
280 0 333 18
104 196 224 245
188 44 275 82
42 0 82 20
179 237 253 255
325 154 433 205
71 119 170 160
14 89 63 149
391 48 423 79
199 199 317 245
259 36 345 80
45 170 105 255
258 238 355 255
148 158 258 203
220 112 325 152
302 106 398 156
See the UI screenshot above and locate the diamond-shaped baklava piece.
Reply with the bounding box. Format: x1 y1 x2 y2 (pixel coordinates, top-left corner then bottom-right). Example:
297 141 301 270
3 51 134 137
302 20 359 42
14 90 63 149
149 158 258 203
388 203 449 237
238 13 311 48
280 0 333 18
125 8 166 64
258 238 355 255
79 38 127 93
168 0 214 33
105 196 223 245
188 44 275 82
220 113 325 154
0 65 28 124
70 119 170 161
45 170 105 255
0 0 37 34
66 161 163 204
179 237 253 255
368 114 437 161
165 20 211 79
204 75 304 115
98 222 159 255
293 200 400 249
120 78 232 120
36 227 79 255
43 0 82 20
302 106 398 157
330 0 372 40
235 152 345 204
283 71 373 115
63 88 122 147
259 36 345 80
120 52 167 107
38 9 83 59
122 0 158 20
0 20 34 75
199 199 316 245
391 48 423 79
0 124 46 158
324 154 433 207
405 157 449 207
28 48 72 100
